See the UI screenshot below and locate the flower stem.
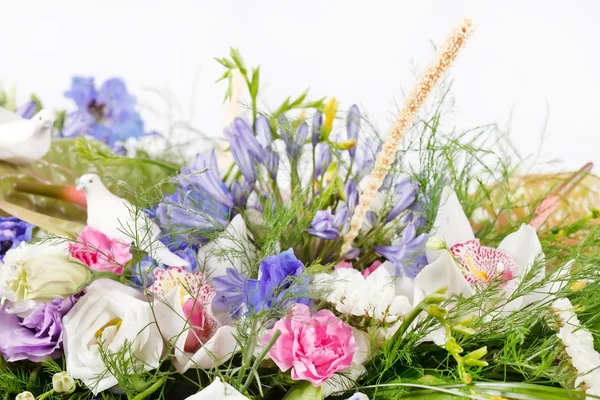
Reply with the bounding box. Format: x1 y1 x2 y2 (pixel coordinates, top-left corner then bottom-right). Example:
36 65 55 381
240 329 282 394
389 301 427 343
36 389 55 400
130 378 165 400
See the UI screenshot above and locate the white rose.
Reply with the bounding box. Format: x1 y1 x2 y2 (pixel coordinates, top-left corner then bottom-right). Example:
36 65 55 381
63 279 163 395
0 242 91 304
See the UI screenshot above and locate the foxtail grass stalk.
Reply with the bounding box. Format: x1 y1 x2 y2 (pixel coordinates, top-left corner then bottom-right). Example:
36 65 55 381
341 18 474 255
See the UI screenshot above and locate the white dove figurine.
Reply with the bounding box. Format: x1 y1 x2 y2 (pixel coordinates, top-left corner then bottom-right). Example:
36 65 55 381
0 107 55 165
76 173 191 268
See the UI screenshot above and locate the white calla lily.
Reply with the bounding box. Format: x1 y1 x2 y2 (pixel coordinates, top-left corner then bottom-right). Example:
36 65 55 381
184 378 248 399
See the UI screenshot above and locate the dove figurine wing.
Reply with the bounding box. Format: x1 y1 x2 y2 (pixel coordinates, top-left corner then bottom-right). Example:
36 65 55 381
0 107 24 124
0 108 54 165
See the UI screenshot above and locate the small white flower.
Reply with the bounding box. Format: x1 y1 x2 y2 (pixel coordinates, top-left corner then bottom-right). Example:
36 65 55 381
15 392 34 400
52 371 75 393
63 279 163 395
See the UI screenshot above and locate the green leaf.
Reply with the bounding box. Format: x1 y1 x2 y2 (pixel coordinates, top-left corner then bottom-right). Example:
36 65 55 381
282 381 322 400
229 48 247 74
0 199 83 236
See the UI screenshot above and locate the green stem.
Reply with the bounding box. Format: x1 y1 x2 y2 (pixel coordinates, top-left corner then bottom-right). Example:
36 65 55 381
223 162 236 182
389 301 427 343
135 157 179 173
37 390 55 400
27 366 42 390
311 146 317 199
236 320 258 387
130 378 165 400
240 330 282 394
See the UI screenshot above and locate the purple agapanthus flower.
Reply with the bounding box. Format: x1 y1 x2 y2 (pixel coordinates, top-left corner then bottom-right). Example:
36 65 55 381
345 180 359 214
311 111 323 147
179 151 235 209
0 217 34 261
307 209 347 240
0 297 76 362
346 105 360 157
315 142 332 177
376 222 429 278
224 118 266 184
62 77 144 147
212 249 308 316
386 177 418 222
280 117 308 158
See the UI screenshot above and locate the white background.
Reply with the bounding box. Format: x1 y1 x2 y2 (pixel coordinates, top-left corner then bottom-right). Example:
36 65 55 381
2 0 599 171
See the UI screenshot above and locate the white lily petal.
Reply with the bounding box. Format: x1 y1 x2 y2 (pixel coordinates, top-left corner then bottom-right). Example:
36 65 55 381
497 224 543 278
197 214 255 280
322 364 367 398
414 251 473 306
428 187 475 262
184 378 249 399
382 261 415 303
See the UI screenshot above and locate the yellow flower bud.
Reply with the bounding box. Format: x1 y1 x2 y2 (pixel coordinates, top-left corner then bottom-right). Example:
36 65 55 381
321 97 338 140
332 139 356 151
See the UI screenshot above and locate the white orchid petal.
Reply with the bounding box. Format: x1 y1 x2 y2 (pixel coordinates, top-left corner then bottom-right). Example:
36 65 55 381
428 187 475 262
414 251 473 306
173 326 238 372
497 224 543 278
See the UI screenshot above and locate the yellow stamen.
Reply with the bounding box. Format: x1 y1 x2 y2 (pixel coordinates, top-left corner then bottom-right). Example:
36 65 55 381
95 318 122 338
465 254 488 283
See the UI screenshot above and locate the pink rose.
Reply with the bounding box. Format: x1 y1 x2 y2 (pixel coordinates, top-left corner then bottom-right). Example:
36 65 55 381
361 260 382 278
334 261 353 270
69 226 132 275
262 303 358 386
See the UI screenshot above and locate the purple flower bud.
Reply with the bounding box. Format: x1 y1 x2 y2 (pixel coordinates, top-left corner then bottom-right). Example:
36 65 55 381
354 140 381 181
15 101 36 119
312 110 323 147
307 210 340 240
366 211 377 225
280 116 308 158
376 222 429 269
333 207 348 230
230 180 251 207
315 142 332 177
231 118 265 162
386 178 418 222
256 115 273 147
264 149 279 181
225 128 257 184
342 247 361 260
346 105 360 157
345 180 359 214
179 151 234 209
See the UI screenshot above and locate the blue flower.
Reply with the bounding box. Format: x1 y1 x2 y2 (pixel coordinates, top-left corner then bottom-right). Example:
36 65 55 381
307 210 347 240
280 117 308 158
376 222 429 278
179 151 234 209
62 77 144 147
0 217 33 261
256 115 273 147
212 249 308 317
345 179 359 214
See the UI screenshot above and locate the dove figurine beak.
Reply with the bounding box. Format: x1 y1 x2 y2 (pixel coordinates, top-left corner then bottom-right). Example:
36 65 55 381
42 120 54 129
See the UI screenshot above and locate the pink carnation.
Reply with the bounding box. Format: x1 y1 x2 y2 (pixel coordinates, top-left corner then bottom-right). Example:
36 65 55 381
361 260 383 278
69 226 132 275
262 303 357 386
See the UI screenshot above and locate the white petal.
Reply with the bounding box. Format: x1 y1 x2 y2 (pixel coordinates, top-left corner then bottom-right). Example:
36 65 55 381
321 364 367 398
428 187 474 262
497 224 544 278
184 377 249 399
413 251 473 307
197 214 255 280
173 325 238 372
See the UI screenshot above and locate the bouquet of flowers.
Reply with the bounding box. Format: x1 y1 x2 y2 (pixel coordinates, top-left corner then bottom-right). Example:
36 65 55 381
1 18 600 400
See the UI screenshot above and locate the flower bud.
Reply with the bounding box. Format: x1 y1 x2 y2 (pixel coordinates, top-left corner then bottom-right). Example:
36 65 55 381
458 314 477 327
15 392 35 400
464 359 489 367
570 280 587 291
464 346 488 361
426 305 448 318
452 324 476 336
426 237 445 251
444 337 463 354
332 139 356 151
52 371 76 393
424 293 446 305
322 97 338 141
